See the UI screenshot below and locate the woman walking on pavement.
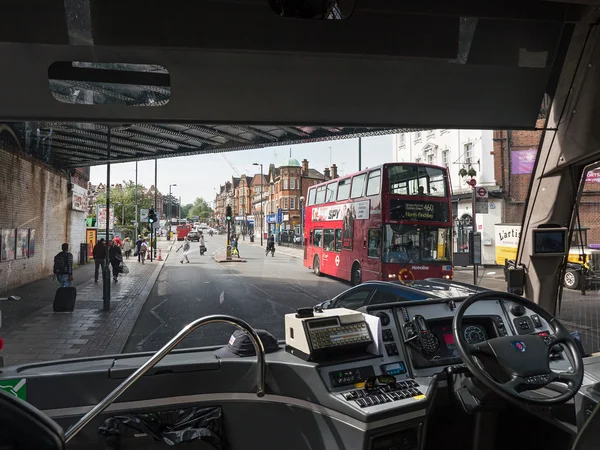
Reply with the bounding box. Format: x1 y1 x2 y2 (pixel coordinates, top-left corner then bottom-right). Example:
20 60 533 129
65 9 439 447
177 236 191 263
139 238 148 264
123 237 132 259
199 231 206 256
109 240 123 282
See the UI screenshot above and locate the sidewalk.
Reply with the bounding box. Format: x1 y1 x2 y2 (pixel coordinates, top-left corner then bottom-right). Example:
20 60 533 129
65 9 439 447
0 239 171 367
242 237 304 259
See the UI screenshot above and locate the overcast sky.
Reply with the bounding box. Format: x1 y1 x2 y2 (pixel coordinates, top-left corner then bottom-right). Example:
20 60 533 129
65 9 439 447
90 135 395 205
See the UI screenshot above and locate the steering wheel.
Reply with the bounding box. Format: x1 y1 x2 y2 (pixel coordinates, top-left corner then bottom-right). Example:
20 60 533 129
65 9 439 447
452 291 584 406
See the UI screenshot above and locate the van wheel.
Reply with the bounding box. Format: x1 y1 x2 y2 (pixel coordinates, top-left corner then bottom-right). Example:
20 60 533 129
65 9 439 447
351 263 362 286
313 256 323 277
564 269 580 290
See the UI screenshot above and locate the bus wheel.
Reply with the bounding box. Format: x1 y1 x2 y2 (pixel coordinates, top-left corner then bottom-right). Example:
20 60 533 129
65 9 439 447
313 256 323 277
564 269 580 290
351 263 362 286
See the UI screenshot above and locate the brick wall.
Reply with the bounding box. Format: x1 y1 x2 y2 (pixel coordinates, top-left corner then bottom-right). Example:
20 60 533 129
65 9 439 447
0 147 71 291
493 120 545 224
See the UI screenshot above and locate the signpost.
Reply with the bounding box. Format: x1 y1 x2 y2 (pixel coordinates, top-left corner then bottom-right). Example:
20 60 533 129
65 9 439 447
140 208 149 222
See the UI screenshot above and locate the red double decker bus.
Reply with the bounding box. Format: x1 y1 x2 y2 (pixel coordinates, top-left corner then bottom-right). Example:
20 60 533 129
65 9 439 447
303 163 453 284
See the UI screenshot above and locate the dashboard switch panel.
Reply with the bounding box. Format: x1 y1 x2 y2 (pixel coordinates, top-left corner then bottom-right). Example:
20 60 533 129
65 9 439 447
342 379 423 408
385 343 400 356
531 314 543 328
513 316 534 334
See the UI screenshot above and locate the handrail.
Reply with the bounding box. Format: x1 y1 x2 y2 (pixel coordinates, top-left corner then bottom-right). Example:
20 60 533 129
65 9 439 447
64 315 265 443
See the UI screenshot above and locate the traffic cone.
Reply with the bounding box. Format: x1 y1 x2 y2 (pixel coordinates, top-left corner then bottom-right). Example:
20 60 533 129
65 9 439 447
157 249 163 261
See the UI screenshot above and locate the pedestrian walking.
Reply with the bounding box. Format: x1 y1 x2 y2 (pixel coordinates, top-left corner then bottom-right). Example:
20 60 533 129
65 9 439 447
139 238 148 264
109 240 123 282
231 235 240 258
199 232 206 255
123 237 132 259
135 237 143 262
92 238 106 282
177 236 191 263
53 243 74 287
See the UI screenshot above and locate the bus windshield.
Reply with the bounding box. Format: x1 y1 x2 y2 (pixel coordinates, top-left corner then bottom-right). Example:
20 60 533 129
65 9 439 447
388 165 447 197
382 224 451 264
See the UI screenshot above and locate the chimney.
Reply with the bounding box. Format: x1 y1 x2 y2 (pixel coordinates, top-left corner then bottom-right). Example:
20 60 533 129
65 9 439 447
323 167 331 180
302 159 309 176
331 164 338 179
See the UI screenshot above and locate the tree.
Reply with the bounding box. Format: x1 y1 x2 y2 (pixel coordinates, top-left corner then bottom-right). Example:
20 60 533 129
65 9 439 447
181 203 194 219
94 181 155 230
188 197 213 220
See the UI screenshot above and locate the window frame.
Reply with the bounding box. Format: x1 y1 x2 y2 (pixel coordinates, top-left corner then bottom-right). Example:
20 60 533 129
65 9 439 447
313 229 323 248
366 169 381 196
326 181 339 203
350 173 367 199
315 185 326 205
337 178 351 201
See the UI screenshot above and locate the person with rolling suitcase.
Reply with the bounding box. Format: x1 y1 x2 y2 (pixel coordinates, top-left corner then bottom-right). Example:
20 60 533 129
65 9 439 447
53 243 76 312
53 243 74 287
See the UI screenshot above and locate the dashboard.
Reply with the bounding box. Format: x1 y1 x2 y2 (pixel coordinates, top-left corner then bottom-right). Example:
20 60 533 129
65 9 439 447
318 297 574 414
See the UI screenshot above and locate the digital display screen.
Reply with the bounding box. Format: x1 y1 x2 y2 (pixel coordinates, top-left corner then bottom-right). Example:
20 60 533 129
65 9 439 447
308 318 339 329
381 361 407 376
534 229 566 254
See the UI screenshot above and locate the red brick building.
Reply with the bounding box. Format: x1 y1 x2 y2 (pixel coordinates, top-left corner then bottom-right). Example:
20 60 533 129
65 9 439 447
493 118 600 244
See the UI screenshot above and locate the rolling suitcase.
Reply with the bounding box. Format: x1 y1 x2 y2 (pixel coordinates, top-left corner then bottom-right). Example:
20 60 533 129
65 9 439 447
53 287 77 312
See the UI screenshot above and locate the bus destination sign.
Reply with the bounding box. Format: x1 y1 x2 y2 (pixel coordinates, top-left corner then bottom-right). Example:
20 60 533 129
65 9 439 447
389 200 449 222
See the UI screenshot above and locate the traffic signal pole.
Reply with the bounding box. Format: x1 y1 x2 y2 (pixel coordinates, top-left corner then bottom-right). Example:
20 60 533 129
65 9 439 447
226 205 232 261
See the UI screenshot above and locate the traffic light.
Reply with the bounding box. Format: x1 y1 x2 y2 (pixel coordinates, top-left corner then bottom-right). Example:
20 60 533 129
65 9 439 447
226 205 232 222
148 208 156 224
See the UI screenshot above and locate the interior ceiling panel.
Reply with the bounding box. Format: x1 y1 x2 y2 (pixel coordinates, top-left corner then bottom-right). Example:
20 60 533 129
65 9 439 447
0 0 594 169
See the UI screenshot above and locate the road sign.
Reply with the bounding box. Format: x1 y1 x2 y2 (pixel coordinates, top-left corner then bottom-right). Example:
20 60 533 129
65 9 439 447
277 208 283 224
140 208 149 221
475 186 488 198
468 178 477 187
475 201 489 214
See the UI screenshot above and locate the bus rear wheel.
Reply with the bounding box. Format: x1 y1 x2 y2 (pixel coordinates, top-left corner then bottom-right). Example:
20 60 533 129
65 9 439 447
351 263 362 286
313 256 323 277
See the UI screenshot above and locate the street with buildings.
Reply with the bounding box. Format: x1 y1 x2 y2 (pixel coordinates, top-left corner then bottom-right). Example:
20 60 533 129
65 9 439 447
3 122 600 366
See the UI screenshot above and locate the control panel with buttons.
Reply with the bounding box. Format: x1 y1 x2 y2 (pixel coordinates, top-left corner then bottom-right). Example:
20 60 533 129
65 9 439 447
309 321 372 350
513 316 534 335
382 329 395 342
341 379 423 408
385 343 400 356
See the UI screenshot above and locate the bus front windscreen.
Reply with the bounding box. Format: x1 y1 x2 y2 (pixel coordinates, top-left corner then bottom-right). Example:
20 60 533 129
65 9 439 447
388 165 447 197
382 224 451 264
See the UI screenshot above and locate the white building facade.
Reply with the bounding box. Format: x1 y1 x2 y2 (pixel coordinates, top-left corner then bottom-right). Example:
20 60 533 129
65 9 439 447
393 129 502 265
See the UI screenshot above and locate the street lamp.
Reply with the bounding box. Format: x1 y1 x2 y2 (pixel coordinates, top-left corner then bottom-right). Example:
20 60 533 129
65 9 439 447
252 162 264 246
168 184 177 240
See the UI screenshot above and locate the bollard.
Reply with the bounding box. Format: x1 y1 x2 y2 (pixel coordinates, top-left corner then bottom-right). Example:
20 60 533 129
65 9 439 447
157 249 162 261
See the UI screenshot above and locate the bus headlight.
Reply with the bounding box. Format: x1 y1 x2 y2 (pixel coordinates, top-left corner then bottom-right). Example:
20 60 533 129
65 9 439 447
443 275 452 279
388 273 397 279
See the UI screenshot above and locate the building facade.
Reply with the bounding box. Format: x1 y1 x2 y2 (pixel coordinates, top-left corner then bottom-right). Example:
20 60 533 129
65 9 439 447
394 129 501 264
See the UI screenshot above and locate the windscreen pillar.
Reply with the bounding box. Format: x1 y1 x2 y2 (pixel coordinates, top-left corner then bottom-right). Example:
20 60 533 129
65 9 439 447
518 15 600 313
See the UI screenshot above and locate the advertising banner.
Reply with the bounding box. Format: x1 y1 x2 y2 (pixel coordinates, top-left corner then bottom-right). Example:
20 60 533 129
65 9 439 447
96 206 115 230
310 200 370 223
495 224 521 264
71 184 87 212
86 228 97 258
511 149 537 174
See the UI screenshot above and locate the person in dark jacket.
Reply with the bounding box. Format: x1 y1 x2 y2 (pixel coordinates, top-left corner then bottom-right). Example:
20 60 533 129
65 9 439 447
135 237 143 262
108 240 123 282
92 238 106 283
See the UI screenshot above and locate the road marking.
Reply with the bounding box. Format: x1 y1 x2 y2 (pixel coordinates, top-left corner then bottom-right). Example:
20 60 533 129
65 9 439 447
136 298 169 351
267 271 320 300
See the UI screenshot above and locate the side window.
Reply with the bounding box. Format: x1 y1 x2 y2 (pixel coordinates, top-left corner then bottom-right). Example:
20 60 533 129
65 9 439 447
333 288 374 310
308 187 316 206
337 179 351 201
315 186 326 205
335 229 342 252
314 229 323 247
323 229 335 251
366 169 381 196
370 289 400 305
310 230 313 246
368 229 381 258
351 174 367 198
326 182 338 203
